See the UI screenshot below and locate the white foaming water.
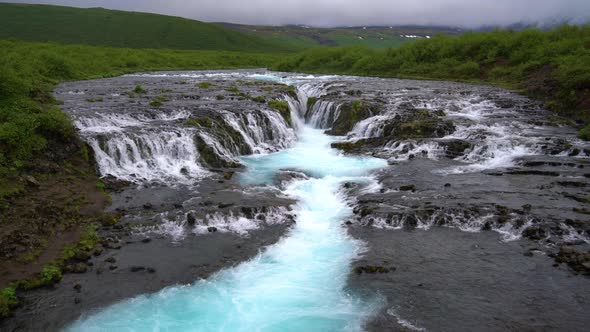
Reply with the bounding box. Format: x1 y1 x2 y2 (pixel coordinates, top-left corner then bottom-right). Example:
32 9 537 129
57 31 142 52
219 110 296 154
66 126 387 332
88 128 207 184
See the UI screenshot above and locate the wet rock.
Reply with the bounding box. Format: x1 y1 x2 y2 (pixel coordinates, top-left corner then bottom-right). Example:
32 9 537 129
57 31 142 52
101 175 132 192
399 185 416 192
92 248 103 256
73 283 82 292
130 266 146 272
68 263 88 274
439 139 472 158
444 183 451 188
186 213 196 226
74 297 81 304
505 170 560 176
147 267 156 273
141 238 152 243
522 226 548 241
554 246 590 274
223 171 235 180
109 265 118 270
143 203 153 209
75 251 91 261
354 265 393 274
105 257 116 263
207 226 218 233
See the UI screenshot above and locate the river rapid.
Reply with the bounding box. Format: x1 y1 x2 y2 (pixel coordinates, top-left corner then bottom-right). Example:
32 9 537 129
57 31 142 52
2 70 589 331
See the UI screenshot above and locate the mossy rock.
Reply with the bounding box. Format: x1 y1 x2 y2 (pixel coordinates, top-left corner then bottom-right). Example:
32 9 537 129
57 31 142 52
268 100 292 126
327 100 380 136
307 97 318 110
186 117 213 128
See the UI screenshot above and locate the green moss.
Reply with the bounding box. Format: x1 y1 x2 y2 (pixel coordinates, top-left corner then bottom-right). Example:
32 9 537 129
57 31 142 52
186 117 213 128
328 100 376 135
268 99 292 125
251 95 266 103
0 286 17 318
85 97 103 102
307 96 318 110
133 85 146 94
149 95 168 107
225 86 240 93
578 124 590 141
59 225 100 262
196 82 214 89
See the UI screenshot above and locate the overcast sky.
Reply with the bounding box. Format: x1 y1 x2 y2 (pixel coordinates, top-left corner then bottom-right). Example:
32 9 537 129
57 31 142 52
3 0 589 27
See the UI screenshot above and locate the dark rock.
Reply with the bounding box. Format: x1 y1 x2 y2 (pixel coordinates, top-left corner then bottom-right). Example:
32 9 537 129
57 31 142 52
75 251 91 261
522 226 548 241
218 203 234 209
207 226 218 233
354 265 393 274
70 263 88 274
74 297 81 304
73 283 82 292
444 183 451 187
141 238 152 243
223 171 235 180
143 203 153 209
505 170 560 176
186 213 196 226
109 265 118 270
105 257 116 263
439 139 472 158
399 185 416 192
147 267 156 273
554 246 590 274
130 266 146 272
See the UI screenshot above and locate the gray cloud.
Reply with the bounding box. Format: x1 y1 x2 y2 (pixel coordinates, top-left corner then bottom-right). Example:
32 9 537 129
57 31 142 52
3 0 589 27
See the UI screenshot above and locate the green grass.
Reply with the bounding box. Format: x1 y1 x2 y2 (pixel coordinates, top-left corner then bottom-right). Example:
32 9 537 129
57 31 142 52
196 82 215 89
0 3 299 52
274 25 590 137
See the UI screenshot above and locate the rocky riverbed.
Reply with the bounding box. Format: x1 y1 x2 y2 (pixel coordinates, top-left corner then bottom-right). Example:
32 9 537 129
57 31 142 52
2 70 589 331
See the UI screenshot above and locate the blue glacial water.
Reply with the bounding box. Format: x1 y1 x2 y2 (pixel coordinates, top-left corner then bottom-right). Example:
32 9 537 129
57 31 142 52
65 126 387 332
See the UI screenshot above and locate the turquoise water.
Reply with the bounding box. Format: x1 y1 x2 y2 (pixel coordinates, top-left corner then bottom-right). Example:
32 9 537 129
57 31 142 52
66 127 387 331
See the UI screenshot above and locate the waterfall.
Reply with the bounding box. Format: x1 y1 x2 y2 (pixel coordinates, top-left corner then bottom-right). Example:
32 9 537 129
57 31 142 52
73 102 297 184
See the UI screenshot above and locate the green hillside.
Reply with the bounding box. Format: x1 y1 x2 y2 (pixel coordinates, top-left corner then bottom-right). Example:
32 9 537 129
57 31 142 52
220 23 460 49
0 3 297 52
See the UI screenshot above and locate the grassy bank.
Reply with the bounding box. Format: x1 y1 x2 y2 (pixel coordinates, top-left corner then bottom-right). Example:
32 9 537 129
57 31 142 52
0 39 282 199
274 25 590 138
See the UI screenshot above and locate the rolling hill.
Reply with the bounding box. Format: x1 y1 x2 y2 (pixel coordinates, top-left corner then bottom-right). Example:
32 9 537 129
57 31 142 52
219 23 461 49
0 3 298 52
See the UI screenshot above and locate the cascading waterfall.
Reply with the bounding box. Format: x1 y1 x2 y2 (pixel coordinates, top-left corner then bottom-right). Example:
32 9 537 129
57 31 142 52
72 104 297 184
88 128 207 184
65 84 388 332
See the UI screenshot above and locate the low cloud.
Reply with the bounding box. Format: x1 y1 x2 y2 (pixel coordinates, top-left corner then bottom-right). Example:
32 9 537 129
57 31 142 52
3 0 589 27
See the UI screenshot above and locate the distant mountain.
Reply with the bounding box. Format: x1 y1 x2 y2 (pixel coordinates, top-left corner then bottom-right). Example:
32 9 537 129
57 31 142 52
0 3 298 52
218 23 461 49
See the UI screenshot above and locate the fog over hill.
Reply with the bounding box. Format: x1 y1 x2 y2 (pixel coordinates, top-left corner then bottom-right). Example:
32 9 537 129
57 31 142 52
2 0 589 28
